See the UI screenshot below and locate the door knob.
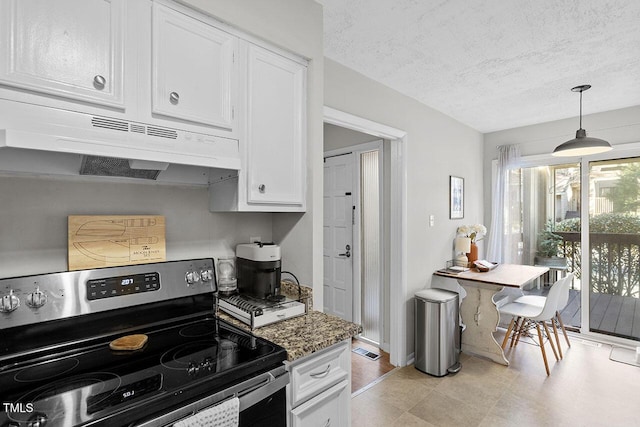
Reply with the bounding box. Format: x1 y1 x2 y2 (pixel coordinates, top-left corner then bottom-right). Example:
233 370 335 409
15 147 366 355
338 245 351 258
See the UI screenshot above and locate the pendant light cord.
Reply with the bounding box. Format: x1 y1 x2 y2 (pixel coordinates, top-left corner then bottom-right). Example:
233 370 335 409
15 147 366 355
579 89 583 129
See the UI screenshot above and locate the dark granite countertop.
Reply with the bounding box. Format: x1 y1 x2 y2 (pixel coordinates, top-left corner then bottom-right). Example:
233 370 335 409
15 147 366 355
219 310 362 361
217 283 362 361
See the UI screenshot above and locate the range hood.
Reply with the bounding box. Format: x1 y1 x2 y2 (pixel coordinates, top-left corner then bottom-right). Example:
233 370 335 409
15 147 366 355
0 100 241 181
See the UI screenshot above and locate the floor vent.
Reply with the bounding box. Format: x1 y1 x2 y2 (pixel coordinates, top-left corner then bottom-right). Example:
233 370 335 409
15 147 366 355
352 347 380 361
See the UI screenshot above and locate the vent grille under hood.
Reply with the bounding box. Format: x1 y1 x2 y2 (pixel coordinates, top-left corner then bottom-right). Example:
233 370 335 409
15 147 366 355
80 156 162 180
0 101 241 179
90 117 179 140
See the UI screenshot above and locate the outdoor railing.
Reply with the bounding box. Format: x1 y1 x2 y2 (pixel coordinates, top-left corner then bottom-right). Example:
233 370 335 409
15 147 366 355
556 232 640 298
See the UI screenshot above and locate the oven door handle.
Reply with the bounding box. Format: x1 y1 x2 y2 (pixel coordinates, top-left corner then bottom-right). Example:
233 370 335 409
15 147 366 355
133 366 289 427
238 368 289 411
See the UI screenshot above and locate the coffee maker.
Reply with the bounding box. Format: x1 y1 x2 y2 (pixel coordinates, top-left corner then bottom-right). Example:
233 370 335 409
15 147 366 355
236 243 283 301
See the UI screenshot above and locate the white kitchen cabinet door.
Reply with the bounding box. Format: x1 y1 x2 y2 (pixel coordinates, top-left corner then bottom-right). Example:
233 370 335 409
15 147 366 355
246 44 306 207
152 2 236 130
0 0 125 108
290 380 350 427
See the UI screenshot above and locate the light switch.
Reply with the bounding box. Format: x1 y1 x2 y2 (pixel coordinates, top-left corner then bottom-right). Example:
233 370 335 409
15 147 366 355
429 215 435 227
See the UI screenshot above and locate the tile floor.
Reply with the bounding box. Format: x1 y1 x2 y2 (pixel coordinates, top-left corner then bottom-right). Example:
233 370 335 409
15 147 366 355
351 332 640 426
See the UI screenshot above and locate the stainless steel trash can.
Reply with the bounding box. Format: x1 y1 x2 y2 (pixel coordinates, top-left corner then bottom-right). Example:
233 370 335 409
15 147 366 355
414 288 461 376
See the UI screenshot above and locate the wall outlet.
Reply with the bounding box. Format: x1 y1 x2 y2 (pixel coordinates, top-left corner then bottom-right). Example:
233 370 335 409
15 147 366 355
249 236 261 243
429 215 435 227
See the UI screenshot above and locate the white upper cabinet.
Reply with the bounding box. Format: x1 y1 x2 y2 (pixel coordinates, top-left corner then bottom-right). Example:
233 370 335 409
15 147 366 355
0 0 124 108
152 2 236 130
246 43 306 207
209 42 307 212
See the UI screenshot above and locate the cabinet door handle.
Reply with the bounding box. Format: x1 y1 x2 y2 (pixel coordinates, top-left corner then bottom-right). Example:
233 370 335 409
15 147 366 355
258 184 266 193
169 91 180 104
309 364 331 378
93 75 106 90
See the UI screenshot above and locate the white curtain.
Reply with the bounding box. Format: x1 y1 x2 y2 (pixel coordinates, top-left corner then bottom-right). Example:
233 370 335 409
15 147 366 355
486 145 521 263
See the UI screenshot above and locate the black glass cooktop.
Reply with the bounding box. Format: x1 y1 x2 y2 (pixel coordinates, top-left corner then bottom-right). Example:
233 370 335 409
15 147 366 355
0 317 286 427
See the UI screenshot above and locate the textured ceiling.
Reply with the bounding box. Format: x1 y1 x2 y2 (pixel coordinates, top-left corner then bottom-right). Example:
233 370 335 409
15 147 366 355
321 0 640 133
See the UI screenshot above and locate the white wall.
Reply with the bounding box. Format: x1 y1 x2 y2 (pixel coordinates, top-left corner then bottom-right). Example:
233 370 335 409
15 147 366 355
324 123 380 151
0 175 272 277
325 58 484 359
483 105 640 228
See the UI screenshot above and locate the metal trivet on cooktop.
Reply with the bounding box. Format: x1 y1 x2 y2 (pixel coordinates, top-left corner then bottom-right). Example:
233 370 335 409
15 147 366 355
220 295 269 315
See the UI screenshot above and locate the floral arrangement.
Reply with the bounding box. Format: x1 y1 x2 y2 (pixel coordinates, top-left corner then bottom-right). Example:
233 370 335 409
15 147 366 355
457 224 487 243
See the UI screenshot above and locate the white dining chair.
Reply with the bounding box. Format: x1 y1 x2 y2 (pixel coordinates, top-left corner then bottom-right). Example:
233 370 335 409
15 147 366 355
498 275 571 375
514 273 574 359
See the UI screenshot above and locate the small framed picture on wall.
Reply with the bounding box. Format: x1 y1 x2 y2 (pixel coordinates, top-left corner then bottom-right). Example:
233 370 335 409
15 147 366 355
449 175 464 219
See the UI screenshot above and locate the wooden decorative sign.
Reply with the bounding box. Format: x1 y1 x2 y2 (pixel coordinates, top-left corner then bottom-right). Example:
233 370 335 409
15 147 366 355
68 215 166 270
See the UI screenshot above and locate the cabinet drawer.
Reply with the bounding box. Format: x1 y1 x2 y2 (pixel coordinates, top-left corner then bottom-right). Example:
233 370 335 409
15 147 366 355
289 341 349 408
291 379 350 427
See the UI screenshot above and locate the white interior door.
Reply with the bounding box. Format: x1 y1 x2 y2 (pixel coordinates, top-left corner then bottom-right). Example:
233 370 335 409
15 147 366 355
323 153 354 321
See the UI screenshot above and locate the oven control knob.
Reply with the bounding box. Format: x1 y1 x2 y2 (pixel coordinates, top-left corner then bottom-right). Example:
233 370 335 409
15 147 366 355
201 356 214 371
187 361 199 375
0 289 20 313
26 287 47 309
185 271 201 286
200 269 213 282
27 413 48 427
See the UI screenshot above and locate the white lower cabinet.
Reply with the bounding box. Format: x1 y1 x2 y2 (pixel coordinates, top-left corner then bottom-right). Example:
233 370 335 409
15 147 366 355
291 380 350 427
286 340 351 427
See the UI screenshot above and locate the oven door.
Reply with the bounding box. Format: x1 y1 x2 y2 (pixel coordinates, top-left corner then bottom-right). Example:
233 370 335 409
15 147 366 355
134 365 289 427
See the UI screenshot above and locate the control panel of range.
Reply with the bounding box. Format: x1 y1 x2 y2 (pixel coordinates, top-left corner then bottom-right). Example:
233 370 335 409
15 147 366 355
87 273 161 300
0 258 216 329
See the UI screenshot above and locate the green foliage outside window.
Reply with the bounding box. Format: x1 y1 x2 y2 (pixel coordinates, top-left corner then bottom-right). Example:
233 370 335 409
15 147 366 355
554 213 640 297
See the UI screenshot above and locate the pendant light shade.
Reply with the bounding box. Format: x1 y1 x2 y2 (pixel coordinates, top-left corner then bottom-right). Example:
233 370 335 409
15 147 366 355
552 85 612 157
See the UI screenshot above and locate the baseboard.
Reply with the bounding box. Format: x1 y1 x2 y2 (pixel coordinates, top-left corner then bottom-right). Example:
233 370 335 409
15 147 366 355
355 335 380 348
406 352 415 366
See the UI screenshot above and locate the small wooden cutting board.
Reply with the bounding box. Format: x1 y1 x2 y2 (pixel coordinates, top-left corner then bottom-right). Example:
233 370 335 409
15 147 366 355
68 215 166 270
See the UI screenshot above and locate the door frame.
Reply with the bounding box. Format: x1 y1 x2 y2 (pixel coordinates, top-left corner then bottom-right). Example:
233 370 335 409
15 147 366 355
325 140 384 346
324 106 407 366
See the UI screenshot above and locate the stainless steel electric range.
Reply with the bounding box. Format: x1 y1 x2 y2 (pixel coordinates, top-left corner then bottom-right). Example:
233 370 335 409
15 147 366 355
0 259 288 427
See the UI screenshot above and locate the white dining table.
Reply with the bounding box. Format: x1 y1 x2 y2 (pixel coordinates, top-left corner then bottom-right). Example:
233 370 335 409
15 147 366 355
433 264 549 365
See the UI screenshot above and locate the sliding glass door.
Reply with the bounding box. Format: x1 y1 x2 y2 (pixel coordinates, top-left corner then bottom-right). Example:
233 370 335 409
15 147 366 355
498 150 640 343
516 163 582 330
587 158 640 340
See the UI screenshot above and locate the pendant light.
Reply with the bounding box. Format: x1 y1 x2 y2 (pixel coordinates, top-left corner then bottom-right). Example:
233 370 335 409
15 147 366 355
552 85 612 157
